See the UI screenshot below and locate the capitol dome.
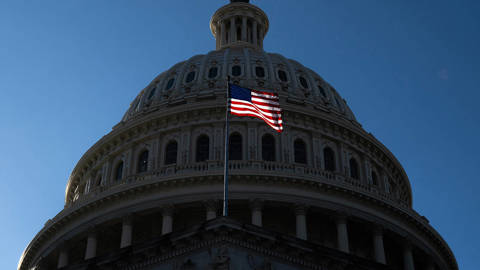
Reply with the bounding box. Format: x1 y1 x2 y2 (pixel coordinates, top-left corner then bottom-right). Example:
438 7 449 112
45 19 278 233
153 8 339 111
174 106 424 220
19 1 456 270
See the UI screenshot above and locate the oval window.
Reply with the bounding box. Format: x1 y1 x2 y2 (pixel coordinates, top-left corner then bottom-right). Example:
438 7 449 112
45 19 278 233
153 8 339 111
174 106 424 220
186 71 195 83
299 76 309 88
148 87 156 100
318 85 327 97
165 78 175 90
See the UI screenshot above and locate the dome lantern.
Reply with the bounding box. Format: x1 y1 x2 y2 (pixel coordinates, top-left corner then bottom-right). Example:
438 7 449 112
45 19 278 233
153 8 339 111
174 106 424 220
210 0 268 50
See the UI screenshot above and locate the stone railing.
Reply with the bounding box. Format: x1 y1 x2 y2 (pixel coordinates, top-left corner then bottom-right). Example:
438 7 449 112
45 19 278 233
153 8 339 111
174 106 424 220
70 160 407 208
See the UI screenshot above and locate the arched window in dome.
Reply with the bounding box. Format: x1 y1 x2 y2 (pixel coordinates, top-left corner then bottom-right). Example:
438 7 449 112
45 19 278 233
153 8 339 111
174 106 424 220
278 70 288 82
137 150 149 173
208 67 218 79
349 158 359 179
299 76 309 89
165 141 178 165
115 161 124 181
294 139 307 164
186 71 195 83
147 87 156 100
196 135 210 162
165 78 175 90
262 134 275 161
255 66 265 78
232 65 242 77
372 170 378 186
323 147 335 172
229 133 242 160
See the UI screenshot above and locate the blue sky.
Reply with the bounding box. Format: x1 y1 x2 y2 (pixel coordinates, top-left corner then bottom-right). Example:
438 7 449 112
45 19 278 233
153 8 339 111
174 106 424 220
1 1 478 269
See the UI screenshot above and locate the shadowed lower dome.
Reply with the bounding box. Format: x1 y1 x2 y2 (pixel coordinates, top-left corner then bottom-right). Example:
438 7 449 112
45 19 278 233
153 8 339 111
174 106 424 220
17 1 457 270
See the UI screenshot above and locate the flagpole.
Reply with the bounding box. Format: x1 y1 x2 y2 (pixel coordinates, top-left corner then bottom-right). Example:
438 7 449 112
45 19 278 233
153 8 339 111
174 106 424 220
223 76 230 217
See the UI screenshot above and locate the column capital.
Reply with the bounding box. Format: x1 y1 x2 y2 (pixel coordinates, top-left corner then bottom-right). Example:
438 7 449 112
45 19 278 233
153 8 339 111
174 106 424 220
203 200 219 212
161 204 175 216
294 204 308 215
249 199 264 211
334 211 349 223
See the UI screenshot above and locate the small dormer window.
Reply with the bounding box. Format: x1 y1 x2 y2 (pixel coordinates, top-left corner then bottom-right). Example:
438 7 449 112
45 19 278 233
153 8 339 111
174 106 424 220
165 78 175 90
255 66 265 78
186 71 196 83
278 70 288 82
232 65 242 77
299 76 309 89
208 67 218 78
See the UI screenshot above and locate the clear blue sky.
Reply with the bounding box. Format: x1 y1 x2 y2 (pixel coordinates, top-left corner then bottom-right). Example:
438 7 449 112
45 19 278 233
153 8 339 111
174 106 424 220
1 1 478 269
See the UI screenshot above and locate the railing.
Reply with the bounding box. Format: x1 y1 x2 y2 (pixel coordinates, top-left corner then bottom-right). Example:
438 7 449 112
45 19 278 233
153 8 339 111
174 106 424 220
72 160 405 208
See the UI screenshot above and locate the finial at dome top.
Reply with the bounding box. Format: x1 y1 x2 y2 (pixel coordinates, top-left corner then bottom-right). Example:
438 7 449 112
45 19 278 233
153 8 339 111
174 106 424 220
211 0 268 51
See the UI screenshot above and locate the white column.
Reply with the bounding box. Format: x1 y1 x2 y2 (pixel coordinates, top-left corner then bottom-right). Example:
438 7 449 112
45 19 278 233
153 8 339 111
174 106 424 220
120 216 133 248
221 21 226 46
230 17 236 43
57 248 68 268
252 21 258 47
84 232 97 260
403 242 415 270
336 215 349 253
373 226 386 264
250 199 263 227
162 206 174 235
205 200 217 221
295 205 307 240
242 17 247 41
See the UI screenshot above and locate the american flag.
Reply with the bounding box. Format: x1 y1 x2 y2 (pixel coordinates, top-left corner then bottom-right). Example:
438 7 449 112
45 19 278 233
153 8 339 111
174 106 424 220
228 84 283 132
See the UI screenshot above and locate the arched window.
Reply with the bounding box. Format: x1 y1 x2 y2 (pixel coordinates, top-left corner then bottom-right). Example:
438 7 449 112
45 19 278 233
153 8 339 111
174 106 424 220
299 76 309 89
208 67 218 78
372 171 378 185
138 150 149 173
278 70 288 82
196 135 210 162
349 158 359 179
255 66 265 78
294 139 307 164
165 141 178 165
262 134 275 161
323 147 335 172
229 133 242 160
148 87 156 100
186 71 195 83
115 161 124 181
165 78 175 90
232 65 242 77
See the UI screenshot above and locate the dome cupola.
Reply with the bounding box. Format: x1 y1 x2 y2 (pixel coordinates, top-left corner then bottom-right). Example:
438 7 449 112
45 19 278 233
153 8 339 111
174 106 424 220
210 0 269 50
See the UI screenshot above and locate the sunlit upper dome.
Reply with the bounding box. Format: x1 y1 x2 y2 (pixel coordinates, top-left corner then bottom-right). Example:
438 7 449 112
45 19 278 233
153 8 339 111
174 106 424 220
120 1 357 125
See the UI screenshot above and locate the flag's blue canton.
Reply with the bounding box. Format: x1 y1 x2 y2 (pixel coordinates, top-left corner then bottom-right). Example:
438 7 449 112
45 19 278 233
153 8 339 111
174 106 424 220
229 84 251 102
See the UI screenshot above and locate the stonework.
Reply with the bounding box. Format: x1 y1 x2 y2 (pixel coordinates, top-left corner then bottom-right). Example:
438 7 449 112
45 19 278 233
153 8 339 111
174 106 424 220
18 1 457 270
